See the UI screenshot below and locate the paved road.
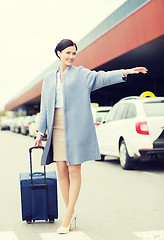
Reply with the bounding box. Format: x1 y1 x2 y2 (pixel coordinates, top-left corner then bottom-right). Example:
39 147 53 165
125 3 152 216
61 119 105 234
0 131 164 240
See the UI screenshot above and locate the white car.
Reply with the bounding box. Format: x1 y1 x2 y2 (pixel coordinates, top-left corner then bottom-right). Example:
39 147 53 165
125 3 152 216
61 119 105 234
91 106 112 126
0 118 11 130
96 96 164 170
28 114 39 138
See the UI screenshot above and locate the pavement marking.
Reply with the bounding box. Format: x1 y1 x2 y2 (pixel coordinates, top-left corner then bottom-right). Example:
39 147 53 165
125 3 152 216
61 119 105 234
0 231 19 240
40 231 92 240
142 172 160 178
134 230 164 240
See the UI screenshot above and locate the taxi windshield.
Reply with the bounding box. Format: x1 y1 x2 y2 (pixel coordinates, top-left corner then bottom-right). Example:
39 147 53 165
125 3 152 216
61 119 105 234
143 102 164 117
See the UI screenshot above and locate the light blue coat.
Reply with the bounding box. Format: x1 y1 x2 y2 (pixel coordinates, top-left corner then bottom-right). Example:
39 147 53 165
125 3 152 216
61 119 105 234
37 65 126 166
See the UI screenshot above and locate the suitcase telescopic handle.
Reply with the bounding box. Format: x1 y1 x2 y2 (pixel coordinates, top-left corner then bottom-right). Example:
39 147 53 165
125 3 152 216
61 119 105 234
29 146 47 189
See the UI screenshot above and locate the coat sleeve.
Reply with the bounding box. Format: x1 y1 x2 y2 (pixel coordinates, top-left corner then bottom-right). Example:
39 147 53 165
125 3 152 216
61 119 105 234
79 66 126 92
36 75 47 135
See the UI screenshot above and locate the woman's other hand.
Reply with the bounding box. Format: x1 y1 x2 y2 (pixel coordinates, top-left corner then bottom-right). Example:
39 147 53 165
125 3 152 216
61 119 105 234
123 67 148 76
35 134 43 146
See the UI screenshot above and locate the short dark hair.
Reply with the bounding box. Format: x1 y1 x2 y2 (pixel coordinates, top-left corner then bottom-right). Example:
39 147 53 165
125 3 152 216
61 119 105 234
54 39 78 58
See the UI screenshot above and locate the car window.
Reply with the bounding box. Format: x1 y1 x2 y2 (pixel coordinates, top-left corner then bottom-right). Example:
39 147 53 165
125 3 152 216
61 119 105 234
95 110 110 123
143 102 164 116
113 103 128 121
126 103 137 119
105 105 119 122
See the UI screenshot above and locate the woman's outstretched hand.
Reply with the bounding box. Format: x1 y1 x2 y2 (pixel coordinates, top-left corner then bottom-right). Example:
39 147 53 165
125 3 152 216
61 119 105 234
35 134 43 147
123 67 148 76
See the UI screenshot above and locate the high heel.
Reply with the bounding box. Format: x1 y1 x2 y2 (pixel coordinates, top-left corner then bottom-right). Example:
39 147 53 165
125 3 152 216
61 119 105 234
57 226 70 234
70 212 77 230
57 212 78 234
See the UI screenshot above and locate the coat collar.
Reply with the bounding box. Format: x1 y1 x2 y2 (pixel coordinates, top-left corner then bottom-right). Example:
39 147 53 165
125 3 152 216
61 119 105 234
56 64 73 74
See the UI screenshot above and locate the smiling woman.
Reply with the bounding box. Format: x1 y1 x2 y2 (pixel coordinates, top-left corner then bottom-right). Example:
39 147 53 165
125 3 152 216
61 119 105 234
34 38 147 234
54 39 77 72
57 47 77 66
55 39 78 58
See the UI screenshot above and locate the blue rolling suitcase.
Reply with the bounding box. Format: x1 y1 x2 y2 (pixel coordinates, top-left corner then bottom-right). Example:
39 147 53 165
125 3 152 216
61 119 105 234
19 146 58 224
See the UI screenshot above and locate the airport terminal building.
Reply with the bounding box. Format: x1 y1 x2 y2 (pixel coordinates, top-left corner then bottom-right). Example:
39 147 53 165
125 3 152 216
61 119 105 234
5 0 164 115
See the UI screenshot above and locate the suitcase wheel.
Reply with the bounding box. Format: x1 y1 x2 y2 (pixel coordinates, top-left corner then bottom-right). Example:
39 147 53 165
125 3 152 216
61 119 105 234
49 219 54 223
26 220 32 224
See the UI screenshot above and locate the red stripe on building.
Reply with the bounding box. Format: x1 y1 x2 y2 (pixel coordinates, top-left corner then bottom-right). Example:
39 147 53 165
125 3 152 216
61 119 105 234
73 0 164 69
5 80 43 111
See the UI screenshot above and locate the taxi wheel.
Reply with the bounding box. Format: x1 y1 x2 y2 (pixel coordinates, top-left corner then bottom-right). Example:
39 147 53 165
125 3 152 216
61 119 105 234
95 154 105 161
100 154 105 161
119 140 135 170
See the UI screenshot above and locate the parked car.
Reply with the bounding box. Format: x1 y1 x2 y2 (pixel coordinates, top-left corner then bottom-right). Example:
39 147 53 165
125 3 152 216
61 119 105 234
10 118 18 132
91 106 112 127
15 117 25 133
21 115 35 135
0 118 11 130
29 113 43 138
96 96 164 170
29 114 38 137
29 113 47 140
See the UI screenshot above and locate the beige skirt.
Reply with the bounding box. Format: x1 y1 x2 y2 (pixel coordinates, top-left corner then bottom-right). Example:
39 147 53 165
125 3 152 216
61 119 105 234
52 108 66 162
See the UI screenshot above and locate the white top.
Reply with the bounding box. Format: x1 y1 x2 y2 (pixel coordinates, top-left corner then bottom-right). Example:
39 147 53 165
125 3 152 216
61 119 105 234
55 69 63 108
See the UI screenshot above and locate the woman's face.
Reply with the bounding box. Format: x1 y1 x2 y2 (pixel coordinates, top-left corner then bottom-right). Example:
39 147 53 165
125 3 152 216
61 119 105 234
57 45 77 66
